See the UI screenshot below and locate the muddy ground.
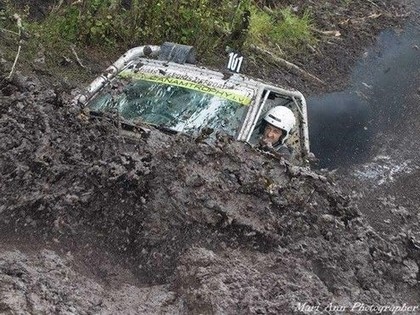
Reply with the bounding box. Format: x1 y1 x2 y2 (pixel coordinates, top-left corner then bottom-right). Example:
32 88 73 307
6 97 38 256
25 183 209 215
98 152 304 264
1 0 420 314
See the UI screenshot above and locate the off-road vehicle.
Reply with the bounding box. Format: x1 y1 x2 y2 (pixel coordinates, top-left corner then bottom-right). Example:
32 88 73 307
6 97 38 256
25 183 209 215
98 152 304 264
74 42 310 164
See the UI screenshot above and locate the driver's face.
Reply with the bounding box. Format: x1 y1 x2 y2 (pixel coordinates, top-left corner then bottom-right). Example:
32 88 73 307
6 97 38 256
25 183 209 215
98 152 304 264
262 123 283 144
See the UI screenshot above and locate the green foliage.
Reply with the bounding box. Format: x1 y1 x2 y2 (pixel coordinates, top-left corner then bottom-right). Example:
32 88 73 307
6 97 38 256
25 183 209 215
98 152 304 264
2 1 316 63
247 7 273 39
31 1 118 46
0 0 27 31
276 8 313 44
0 0 30 63
24 1 214 50
247 6 315 54
23 0 257 56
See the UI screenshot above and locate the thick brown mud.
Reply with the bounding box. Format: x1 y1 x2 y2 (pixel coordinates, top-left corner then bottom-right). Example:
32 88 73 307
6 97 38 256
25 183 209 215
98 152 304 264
0 71 419 314
1 0 420 314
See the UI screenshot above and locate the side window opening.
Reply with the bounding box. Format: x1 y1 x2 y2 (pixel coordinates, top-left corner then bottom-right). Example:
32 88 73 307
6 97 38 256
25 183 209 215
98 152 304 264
248 91 296 146
247 89 308 163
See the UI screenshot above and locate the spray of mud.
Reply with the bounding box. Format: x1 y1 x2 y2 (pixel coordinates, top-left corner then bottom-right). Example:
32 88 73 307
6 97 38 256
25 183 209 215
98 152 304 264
1 2 419 310
1 71 420 313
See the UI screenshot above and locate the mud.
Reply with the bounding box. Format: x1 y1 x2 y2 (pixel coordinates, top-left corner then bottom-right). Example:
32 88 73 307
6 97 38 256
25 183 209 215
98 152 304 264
1 0 420 314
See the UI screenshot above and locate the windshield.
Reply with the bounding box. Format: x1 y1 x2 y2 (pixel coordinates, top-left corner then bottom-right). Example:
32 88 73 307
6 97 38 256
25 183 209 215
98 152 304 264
87 71 251 137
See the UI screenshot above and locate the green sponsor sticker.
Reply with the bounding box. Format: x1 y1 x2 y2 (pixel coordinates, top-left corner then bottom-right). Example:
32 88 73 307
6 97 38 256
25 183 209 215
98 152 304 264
119 71 252 105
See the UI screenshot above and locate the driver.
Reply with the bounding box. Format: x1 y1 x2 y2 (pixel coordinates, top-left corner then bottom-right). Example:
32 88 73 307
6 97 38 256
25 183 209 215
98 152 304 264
259 106 296 161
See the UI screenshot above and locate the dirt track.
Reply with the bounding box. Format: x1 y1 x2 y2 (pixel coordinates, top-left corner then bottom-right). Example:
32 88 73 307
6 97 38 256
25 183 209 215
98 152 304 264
1 0 420 314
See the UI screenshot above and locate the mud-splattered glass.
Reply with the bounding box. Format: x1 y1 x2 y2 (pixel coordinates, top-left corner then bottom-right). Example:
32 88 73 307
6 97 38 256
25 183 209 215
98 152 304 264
87 78 249 137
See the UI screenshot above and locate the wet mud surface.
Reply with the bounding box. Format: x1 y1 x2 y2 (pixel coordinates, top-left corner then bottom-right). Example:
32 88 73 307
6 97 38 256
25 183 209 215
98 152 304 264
0 70 419 314
1 0 420 314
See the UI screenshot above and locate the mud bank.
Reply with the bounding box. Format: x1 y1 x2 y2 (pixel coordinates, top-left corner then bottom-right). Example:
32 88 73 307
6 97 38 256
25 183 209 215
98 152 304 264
1 73 419 314
1 0 420 314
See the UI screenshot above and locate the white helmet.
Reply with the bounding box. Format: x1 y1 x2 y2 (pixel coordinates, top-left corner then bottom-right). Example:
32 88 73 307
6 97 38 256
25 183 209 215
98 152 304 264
264 106 296 144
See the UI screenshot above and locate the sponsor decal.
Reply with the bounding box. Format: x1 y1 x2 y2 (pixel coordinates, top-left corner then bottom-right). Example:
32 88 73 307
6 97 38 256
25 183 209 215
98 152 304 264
119 70 252 105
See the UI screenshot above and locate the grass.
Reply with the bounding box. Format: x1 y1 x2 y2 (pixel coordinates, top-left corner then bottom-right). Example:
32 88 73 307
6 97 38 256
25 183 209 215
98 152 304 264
1 1 316 83
247 6 315 55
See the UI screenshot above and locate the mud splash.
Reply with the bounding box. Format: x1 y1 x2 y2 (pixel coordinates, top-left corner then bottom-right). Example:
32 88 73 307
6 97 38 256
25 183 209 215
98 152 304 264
1 0 420 312
1 73 419 314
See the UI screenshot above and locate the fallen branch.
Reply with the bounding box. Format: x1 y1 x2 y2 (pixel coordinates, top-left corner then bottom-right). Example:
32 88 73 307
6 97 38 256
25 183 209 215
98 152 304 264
0 27 20 36
367 13 382 19
6 14 24 80
70 44 86 69
249 44 326 86
366 0 380 8
311 27 341 37
51 0 64 13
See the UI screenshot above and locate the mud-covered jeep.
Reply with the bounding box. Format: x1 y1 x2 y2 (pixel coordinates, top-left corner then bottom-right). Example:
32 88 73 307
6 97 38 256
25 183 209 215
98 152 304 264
74 43 310 164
